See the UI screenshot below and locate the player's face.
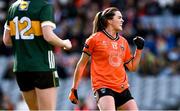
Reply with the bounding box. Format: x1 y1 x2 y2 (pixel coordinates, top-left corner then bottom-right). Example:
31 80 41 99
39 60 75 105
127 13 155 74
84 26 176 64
110 11 124 32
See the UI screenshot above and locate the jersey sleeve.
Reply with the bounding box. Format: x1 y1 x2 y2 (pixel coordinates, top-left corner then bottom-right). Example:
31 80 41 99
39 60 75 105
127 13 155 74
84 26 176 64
40 4 56 29
82 36 96 56
124 40 133 64
4 21 10 30
4 6 11 30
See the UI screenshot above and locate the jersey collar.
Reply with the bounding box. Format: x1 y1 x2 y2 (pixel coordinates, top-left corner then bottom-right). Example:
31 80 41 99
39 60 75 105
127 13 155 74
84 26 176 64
102 30 119 41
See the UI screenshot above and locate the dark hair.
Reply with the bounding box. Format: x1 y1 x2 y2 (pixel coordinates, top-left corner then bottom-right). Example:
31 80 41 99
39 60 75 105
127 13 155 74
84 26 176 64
92 7 119 34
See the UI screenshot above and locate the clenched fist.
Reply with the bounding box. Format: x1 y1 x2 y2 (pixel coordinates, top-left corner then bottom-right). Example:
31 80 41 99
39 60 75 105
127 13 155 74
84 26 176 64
69 88 79 104
63 39 72 50
133 36 144 50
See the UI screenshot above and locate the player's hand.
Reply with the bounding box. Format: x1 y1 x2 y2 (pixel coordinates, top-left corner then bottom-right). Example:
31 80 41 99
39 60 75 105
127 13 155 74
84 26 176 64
133 36 144 50
63 39 72 50
69 88 79 104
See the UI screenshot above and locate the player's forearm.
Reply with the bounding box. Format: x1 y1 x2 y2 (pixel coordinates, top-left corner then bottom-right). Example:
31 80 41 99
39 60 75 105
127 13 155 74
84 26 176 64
42 26 65 47
128 49 142 71
44 31 65 47
3 38 12 46
72 53 89 89
72 63 86 89
3 29 12 46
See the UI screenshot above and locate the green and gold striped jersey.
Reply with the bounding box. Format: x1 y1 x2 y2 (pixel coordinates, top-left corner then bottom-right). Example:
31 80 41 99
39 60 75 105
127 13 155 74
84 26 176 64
5 0 57 72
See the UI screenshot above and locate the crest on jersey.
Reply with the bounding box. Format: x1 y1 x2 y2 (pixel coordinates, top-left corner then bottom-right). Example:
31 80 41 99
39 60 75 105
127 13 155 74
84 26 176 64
111 42 118 49
120 44 124 51
19 1 30 11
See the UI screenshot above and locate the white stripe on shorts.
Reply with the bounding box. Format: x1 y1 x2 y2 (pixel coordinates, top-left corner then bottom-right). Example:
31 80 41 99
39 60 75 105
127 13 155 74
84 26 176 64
48 51 55 69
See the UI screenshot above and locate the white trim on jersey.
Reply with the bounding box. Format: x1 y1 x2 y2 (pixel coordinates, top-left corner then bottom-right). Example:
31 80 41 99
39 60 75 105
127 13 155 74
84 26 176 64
41 21 56 30
53 71 59 77
48 51 55 69
4 22 10 30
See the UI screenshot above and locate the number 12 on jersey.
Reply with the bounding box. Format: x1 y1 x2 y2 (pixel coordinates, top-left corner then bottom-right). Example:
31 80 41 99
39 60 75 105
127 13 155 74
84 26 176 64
13 16 34 40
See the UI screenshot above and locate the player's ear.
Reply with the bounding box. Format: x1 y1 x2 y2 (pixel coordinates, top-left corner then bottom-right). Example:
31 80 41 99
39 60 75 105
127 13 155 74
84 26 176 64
107 19 112 25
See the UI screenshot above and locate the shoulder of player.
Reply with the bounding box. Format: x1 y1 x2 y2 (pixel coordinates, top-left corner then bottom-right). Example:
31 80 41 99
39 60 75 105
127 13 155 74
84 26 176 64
89 32 104 39
11 0 21 8
41 0 53 7
119 35 128 42
85 32 100 42
7 1 21 14
29 0 53 9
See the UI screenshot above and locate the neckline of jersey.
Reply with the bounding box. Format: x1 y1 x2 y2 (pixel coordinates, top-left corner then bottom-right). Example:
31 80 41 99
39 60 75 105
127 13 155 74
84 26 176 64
102 30 119 41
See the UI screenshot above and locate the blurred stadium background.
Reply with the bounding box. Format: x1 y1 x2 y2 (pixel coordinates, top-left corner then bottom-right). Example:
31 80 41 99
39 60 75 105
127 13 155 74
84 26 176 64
0 0 180 110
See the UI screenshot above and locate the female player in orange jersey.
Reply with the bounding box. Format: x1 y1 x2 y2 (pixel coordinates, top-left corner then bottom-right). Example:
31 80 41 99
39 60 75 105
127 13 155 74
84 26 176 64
69 7 144 110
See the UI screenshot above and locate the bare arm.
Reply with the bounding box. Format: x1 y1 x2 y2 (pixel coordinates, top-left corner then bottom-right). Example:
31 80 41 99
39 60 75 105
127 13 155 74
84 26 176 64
3 28 12 46
125 49 142 72
42 26 72 49
72 52 90 89
125 36 144 72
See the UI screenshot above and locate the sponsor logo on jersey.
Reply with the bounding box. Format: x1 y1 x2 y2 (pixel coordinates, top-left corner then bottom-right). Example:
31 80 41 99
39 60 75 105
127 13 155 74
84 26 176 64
102 41 108 46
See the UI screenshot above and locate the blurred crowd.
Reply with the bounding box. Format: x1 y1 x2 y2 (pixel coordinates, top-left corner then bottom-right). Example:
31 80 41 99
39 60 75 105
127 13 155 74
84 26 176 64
0 0 180 110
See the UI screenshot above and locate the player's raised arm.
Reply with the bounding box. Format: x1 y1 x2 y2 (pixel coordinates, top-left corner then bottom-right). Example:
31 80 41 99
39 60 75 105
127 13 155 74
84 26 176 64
125 36 144 71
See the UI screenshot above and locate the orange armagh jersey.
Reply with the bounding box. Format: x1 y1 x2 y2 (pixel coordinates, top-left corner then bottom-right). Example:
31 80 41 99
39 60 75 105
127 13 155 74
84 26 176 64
83 31 133 93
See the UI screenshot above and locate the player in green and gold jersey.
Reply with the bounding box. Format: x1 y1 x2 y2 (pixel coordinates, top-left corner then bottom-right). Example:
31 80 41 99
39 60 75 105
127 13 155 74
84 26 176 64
3 0 72 110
